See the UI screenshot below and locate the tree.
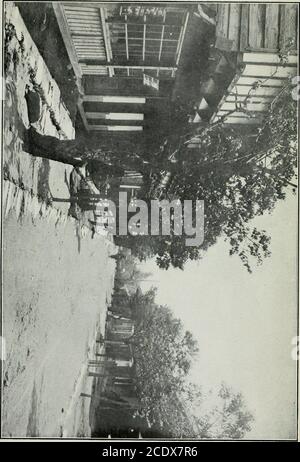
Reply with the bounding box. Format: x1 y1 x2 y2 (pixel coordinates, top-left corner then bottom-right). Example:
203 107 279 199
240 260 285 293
195 383 254 439
24 126 157 174
127 286 157 322
118 82 297 272
131 302 199 435
128 288 254 439
25 81 297 273
114 253 153 295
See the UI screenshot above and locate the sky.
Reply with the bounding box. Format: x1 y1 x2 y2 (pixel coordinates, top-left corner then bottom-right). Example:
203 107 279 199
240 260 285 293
140 190 298 440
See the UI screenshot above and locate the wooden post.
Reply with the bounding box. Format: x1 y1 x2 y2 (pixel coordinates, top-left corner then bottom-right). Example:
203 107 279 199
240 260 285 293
83 95 146 104
114 377 136 385
89 125 143 132
88 359 110 364
88 371 109 378
104 340 129 346
100 396 140 409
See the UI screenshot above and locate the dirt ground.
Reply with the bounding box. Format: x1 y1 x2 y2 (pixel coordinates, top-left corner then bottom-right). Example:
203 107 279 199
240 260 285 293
2 212 115 437
2 4 116 438
16 2 80 123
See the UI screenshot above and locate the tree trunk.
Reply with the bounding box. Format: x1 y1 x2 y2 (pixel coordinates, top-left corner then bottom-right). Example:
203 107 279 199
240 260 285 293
24 127 87 166
24 127 152 174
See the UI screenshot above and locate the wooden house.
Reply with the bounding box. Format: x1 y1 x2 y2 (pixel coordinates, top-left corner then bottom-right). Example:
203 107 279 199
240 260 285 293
185 2 298 147
53 3 298 139
215 3 298 53
53 2 191 134
191 3 298 130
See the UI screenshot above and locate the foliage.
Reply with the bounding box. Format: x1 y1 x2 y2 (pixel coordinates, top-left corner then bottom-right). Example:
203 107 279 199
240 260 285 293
26 73 297 273
125 82 297 272
114 254 152 294
195 383 254 439
130 290 253 438
132 302 199 435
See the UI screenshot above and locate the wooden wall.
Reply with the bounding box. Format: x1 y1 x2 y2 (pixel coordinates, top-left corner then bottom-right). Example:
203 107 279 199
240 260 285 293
211 52 298 125
216 3 298 52
84 75 174 98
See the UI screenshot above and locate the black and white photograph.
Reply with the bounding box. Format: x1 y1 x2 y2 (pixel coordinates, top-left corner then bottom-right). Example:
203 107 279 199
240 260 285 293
0 1 299 441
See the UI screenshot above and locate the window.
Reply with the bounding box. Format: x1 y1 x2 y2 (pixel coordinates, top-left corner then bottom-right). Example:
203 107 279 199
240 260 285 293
108 9 186 66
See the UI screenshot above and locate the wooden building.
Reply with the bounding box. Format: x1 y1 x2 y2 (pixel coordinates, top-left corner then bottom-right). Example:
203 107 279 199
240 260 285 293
211 3 298 126
215 3 298 53
53 2 191 133
186 2 298 136
211 51 298 126
53 3 298 138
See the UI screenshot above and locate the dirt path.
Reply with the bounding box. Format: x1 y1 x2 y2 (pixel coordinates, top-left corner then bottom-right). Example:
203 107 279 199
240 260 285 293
2 3 117 438
2 211 115 437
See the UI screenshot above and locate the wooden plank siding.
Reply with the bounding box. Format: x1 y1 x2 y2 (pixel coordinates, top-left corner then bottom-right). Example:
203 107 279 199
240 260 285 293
52 2 83 81
239 4 250 51
228 4 241 50
242 63 297 79
216 3 298 52
83 95 146 131
210 51 298 126
216 3 230 39
210 3 298 127
279 3 298 49
61 2 108 71
248 4 265 49
53 3 190 132
264 4 280 49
